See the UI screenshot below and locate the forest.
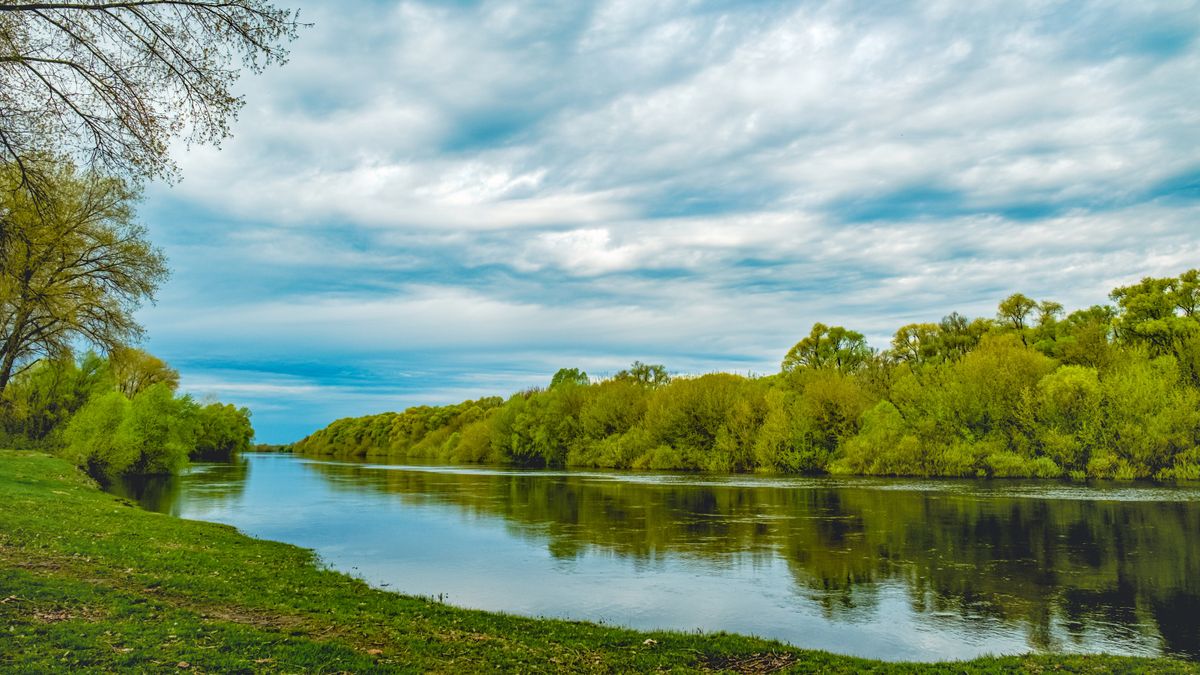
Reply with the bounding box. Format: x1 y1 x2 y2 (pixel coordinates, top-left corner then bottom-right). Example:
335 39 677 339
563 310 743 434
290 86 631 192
293 269 1200 481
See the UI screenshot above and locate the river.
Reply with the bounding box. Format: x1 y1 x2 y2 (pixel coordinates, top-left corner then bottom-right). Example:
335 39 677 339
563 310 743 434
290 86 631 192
114 453 1200 662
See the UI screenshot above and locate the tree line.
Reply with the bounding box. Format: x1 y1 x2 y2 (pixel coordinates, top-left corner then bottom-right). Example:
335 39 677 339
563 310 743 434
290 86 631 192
1 348 253 481
294 270 1200 481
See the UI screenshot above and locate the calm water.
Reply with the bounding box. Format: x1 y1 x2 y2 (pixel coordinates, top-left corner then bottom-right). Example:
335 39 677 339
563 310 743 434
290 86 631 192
116 453 1200 661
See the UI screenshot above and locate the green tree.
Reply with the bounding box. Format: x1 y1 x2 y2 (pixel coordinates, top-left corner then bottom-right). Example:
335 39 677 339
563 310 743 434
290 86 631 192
615 361 670 387
0 160 167 394
890 322 941 365
110 346 179 398
937 312 990 361
1044 305 1116 369
1036 300 1065 328
782 323 872 374
997 293 1038 331
549 367 589 389
0 350 111 443
61 383 196 480
193 402 254 461
1110 270 1200 357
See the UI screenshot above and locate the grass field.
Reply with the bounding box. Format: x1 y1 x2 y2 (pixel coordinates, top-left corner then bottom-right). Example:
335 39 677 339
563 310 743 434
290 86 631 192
0 450 1194 673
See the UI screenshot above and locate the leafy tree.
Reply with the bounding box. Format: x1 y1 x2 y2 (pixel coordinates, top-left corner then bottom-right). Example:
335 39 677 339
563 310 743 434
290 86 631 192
0 0 299 184
1025 365 1103 472
0 160 166 393
615 361 670 387
193 402 254 461
110 346 179 398
639 373 764 471
1110 270 1200 356
61 383 195 480
997 293 1037 331
1036 300 1064 328
549 367 589 389
782 323 872 374
937 312 990 361
1042 305 1116 369
890 322 941 365
59 388 129 478
0 350 110 443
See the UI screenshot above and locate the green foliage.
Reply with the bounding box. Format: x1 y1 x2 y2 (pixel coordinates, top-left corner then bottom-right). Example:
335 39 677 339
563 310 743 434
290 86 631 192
1111 269 1200 357
61 384 196 480
0 349 253 480
291 397 505 463
782 323 872 374
192 402 255 461
614 361 671 387
0 352 113 446
109 346 180 398
0 160 168 394
549 367 589 389
997 293 1038 331
296 270 1200 481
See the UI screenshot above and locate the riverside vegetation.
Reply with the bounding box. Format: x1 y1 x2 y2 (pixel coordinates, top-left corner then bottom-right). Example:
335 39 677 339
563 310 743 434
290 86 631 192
294 269 1200 481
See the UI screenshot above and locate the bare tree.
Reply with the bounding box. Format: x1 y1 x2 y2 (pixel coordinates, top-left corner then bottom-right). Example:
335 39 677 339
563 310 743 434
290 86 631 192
0 1 300 186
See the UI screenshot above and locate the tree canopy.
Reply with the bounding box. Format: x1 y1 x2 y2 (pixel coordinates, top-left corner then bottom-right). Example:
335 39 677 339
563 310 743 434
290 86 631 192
109 345 178 398
0 159 166 392
782 323 872 374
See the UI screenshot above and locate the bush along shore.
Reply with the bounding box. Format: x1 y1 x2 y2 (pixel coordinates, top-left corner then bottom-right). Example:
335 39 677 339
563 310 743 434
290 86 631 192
0 450 1195 673
295 269 1200 481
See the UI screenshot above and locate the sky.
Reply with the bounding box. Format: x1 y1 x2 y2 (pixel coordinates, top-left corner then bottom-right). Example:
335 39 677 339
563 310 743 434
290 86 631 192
136 0 1200 443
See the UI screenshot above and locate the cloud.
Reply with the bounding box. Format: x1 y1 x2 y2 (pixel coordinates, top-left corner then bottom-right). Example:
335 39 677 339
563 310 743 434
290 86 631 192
136 0 1200 441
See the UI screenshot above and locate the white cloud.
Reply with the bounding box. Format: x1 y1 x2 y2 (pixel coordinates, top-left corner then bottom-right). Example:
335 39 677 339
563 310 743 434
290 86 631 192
138 0 1200 440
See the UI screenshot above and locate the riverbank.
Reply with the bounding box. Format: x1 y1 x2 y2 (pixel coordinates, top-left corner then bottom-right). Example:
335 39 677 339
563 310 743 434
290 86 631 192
0 451 1194 673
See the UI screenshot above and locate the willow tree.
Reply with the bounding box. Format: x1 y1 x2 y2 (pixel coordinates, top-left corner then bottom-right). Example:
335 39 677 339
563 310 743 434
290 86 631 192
0 0 299 186
0 160 166 393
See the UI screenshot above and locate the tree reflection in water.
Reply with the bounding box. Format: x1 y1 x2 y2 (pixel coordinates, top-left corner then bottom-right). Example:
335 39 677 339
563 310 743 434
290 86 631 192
303 462 1200 659
119 456 1199 659
111 459 249 516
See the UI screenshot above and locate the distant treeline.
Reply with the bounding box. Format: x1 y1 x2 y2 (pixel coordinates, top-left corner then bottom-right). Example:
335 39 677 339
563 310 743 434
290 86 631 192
294 269 1200 481
0 349 254 481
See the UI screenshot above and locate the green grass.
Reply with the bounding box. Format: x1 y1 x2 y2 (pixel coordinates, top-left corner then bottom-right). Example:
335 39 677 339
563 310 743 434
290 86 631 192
0 451 1194 673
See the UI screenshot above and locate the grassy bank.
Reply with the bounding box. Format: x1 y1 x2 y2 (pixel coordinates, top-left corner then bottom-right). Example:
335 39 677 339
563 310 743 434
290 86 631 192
0 451 1194 673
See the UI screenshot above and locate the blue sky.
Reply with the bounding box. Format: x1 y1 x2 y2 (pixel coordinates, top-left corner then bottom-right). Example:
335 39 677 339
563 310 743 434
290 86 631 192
135 0 1200 443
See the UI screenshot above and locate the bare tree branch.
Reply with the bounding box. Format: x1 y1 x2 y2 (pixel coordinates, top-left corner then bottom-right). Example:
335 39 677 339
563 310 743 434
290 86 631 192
0 0 300 185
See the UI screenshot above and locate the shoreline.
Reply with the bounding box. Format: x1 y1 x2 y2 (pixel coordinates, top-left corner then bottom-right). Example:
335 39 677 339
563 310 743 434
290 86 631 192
2 450 1196 673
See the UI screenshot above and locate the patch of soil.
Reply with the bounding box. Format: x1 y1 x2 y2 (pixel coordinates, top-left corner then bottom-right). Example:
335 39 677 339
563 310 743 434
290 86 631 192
701 651 799 674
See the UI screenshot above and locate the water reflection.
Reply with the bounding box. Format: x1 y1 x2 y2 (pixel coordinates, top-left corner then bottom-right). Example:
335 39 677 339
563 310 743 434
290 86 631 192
111 459 248 516
125 454 1200 661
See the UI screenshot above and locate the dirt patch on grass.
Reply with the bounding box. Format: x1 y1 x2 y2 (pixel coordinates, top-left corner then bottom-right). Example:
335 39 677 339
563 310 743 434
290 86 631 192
700 651 799 674
0 544 67 572
31 606 105 623
198 605 315 633
1 595 106 623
